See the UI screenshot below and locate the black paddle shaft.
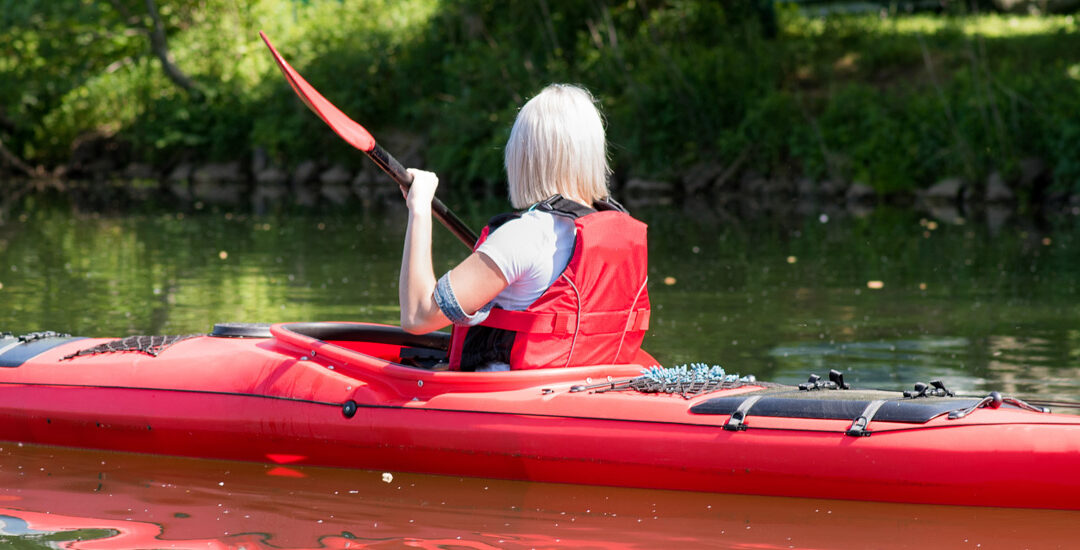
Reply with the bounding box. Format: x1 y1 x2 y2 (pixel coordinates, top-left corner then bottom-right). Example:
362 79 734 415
367 143 479 248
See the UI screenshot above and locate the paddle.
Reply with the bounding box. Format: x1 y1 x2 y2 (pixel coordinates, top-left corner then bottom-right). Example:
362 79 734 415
259 31 478 248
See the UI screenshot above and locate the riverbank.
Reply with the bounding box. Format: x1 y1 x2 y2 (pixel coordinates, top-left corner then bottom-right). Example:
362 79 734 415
2 3 1078 206
3 172 1077 240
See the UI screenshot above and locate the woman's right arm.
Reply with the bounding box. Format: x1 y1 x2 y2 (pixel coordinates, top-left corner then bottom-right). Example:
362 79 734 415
398 169 508 334
398 169 441 332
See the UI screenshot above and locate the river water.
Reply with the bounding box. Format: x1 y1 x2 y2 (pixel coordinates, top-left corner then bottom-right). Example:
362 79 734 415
1 188 1078 547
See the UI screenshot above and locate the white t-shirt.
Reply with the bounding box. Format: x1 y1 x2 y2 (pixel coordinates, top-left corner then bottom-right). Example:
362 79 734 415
475 210 576 311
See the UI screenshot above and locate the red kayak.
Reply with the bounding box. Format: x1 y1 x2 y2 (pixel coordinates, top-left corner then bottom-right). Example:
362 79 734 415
1 321 1078 510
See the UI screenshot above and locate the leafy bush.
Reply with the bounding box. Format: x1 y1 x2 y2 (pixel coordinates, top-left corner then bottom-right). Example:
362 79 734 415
2 1 1079 197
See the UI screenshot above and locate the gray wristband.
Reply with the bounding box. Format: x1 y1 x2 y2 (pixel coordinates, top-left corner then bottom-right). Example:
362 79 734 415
434 272 492 326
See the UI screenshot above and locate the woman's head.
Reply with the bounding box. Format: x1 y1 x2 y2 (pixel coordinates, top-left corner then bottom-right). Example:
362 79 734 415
505 84 610 209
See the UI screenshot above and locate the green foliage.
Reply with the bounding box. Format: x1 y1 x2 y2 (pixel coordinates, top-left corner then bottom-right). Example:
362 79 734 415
2 2 1079 195
775 12 1080 192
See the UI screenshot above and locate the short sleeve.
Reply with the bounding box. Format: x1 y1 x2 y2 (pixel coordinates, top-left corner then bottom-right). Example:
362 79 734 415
476 214 550 285
474 211 574 311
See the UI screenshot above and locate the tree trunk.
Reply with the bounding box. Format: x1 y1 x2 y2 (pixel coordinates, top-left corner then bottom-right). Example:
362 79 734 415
144 0 203 99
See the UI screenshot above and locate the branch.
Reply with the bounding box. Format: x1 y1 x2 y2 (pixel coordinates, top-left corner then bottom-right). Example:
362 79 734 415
0 137 41 178
144 0 203 99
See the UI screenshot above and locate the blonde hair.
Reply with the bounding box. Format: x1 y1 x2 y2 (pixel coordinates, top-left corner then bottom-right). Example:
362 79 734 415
505 84 610 209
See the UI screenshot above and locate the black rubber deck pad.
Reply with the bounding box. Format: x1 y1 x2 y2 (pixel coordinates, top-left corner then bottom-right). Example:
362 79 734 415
690 390 982 424
0 336 87 368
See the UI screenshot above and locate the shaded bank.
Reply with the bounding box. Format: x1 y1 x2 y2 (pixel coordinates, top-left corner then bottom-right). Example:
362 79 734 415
0 164 1072 232
2 2 1079 206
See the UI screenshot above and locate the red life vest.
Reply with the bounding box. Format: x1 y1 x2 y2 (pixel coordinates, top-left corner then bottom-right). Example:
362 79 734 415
447 196 650 371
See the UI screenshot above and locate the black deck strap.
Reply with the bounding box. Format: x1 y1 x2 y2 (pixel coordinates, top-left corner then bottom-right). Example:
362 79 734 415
723 395 763 431
948 392 1050 419
1003 396 1051 414
846 399 889 437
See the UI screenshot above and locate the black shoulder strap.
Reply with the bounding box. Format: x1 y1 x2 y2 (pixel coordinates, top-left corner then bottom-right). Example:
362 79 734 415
535 194 631 218
593 196 629 214
533 195 595 219
485 212 521 231
487 194 628 230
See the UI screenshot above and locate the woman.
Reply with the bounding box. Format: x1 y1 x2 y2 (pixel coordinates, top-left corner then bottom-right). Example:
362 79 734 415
400 84 650 371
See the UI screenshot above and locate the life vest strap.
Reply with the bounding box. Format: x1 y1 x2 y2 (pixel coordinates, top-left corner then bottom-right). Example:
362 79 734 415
484 308 650 334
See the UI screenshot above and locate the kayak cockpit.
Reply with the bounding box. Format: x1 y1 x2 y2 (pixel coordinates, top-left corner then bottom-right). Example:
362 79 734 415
271 322 450 369
266 321 646 397
212 321 450 369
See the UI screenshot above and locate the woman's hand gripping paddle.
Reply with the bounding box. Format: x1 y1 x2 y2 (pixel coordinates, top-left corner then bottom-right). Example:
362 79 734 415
259 31 478 248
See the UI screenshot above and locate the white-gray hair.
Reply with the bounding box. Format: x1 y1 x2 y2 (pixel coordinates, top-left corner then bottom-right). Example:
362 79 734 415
504 84 610 209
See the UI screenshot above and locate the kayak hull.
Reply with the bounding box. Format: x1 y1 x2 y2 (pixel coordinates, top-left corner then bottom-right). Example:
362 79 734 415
1 322 1078 510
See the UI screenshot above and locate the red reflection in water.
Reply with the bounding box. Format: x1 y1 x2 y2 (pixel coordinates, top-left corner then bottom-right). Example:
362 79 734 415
266 466 307 478
0 443 1076 549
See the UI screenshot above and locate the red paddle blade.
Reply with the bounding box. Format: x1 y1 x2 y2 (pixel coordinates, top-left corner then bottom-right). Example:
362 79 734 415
259 31 376 153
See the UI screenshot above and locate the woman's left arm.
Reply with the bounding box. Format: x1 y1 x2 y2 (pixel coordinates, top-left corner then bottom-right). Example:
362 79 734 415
399 169 508 334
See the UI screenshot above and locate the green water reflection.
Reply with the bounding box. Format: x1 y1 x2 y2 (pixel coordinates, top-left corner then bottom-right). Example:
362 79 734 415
1 192 1077 404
